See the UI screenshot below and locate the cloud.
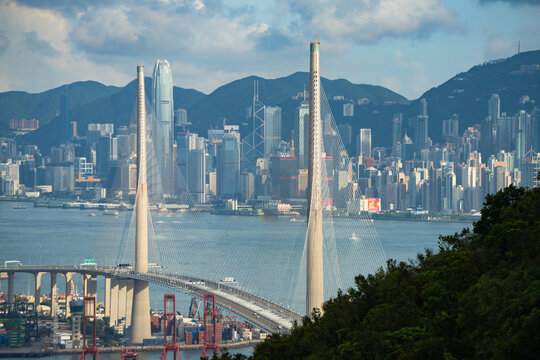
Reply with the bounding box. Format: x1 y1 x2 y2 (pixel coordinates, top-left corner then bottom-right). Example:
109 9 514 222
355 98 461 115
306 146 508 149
478 0 540 6
281 0 466 45
24 31 58 55
0 31 8 54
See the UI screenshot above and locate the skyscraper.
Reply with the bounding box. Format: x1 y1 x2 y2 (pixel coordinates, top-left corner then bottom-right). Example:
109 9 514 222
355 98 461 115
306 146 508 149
152 59 174 196
295 99 310 169
414 115 429 150
264 106 282 157
419 98 427 117
392 113 402 146
358 129 371 157
187 134 206 203
61 86 70 144
488 94 500 121
217 126 240 199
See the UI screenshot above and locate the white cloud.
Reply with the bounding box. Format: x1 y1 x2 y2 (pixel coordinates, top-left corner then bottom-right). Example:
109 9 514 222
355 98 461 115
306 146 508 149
282 0 466 46
0 0 131 92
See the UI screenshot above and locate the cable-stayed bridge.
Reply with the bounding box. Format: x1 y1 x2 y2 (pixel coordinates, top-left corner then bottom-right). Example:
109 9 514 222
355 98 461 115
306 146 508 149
0 265 300 333
1 42 387 343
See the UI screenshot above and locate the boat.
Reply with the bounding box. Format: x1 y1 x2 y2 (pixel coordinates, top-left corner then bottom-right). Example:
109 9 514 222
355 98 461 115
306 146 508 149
121 349 138 360
349 233 360 240
103 210 119 216
13 205 27 209
88 213 96 217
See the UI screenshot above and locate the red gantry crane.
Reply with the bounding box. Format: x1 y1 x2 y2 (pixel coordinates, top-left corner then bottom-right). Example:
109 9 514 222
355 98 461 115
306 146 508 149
161 294 180 360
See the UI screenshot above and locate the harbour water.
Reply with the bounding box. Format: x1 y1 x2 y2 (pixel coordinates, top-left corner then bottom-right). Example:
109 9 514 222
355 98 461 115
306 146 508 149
0 200 470 358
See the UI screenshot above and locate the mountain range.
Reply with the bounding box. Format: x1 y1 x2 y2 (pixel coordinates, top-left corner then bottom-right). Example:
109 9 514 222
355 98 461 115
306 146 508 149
1 50 539 154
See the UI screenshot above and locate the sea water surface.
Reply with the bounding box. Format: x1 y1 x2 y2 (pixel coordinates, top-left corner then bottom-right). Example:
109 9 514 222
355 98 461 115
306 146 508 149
0 200 470 359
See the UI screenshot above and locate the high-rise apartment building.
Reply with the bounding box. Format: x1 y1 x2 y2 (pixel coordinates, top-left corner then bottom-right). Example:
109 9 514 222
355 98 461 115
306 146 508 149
442 114 459 140
152 59 174 195
343 102 354 117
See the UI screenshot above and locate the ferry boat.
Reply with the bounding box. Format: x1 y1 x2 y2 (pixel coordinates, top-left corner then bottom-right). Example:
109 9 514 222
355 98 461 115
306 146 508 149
13 205 27 209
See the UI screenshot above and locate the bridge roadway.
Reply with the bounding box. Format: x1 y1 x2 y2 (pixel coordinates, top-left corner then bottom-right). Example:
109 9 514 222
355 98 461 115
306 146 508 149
0 265 303 334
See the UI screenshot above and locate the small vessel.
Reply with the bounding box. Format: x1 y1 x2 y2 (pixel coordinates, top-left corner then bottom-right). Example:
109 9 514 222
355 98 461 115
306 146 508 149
349 232 360 240
121 349 138 360
88 213 96 217
103 210 119 216
13 205 27 209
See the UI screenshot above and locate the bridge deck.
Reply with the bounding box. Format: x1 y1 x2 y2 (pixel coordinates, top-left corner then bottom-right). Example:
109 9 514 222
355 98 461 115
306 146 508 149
0 265 303 333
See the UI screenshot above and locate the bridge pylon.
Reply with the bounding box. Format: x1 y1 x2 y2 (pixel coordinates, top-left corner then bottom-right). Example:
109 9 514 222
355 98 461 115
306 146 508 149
306 39 324 316
131 64 152 344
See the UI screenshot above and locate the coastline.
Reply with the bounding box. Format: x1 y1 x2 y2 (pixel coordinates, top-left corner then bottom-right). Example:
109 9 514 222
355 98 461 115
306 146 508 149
0 197 476 224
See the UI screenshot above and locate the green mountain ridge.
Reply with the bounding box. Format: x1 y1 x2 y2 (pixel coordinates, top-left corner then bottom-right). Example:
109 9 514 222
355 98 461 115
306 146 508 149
2 50 540 152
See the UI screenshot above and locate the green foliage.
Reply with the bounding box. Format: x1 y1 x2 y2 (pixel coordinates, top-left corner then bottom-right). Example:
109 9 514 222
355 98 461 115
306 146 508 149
254 186 540 359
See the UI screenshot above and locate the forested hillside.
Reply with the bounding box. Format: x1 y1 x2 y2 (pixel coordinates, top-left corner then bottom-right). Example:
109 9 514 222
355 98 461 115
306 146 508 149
243 183 540 359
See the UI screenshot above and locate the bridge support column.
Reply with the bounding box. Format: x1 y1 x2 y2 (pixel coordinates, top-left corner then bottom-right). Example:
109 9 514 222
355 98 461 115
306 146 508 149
125 280 134 328
110 278 120 327
7 273 14 305
130 280 150 343
50 272 57 317
65 272 74 318
118 280 127 323
84 275 97 298
104 277 111 318
34 272 43 313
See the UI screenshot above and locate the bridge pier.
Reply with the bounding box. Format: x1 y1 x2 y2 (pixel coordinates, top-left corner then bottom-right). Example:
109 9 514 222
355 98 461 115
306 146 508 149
104 277 111 318
83 275 97 298
50 272 57 316
65 272 74 318
125 280 134 328
34 272 43 312
110 278 120 327
8 273 14 305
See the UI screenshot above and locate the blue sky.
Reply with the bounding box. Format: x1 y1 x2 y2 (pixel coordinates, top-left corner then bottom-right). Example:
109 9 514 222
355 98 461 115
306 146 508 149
0 0 539 99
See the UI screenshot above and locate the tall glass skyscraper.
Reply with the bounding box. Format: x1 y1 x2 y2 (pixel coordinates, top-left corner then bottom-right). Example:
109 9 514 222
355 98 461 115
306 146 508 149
152 59 174 195
264 106 282 157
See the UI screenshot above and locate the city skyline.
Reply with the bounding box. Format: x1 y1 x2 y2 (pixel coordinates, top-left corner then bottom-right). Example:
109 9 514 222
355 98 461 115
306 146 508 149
0 0 539 99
